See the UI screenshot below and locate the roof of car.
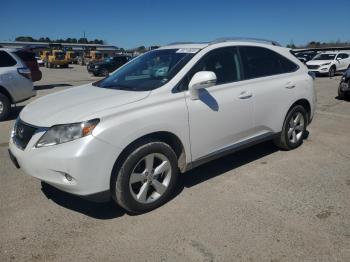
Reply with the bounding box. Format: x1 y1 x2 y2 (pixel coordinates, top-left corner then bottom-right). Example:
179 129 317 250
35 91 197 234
159 37 282 51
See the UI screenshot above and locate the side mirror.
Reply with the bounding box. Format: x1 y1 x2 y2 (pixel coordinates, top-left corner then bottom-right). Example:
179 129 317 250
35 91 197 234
336 57 342 61
188 71 217 100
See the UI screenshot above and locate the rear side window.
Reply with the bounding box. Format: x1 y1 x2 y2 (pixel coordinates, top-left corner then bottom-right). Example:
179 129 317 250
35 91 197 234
0 51 17 67
239 46 298 79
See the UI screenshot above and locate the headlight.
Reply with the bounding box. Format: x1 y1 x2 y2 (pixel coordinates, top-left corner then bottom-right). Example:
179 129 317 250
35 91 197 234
36 119 99 148
321 62 331 66
94 65 99 69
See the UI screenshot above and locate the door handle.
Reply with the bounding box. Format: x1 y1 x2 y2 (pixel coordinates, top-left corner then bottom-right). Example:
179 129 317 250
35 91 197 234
285 82 296 89
239 91 253 99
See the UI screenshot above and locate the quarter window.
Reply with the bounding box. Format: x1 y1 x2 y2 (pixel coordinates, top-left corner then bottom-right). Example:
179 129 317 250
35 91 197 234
0 51 17 67
239 46 298 79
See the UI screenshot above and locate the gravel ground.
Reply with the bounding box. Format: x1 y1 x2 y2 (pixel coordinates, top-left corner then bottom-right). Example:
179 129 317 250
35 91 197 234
0 65 349 262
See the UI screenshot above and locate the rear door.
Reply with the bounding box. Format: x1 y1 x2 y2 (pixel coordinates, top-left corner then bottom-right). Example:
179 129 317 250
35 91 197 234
238 46 300 134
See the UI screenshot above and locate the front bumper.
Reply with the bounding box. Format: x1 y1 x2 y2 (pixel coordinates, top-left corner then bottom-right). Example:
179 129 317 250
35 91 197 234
308 66 331 74
9 128 122 200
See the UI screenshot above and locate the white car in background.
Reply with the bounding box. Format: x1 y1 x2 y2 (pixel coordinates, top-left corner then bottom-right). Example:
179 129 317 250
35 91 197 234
36 56 44 67
306 51 350 77
0 48 36 120
9 38 316 213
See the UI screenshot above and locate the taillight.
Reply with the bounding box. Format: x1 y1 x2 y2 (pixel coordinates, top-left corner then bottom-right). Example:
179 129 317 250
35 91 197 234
17 67 32 80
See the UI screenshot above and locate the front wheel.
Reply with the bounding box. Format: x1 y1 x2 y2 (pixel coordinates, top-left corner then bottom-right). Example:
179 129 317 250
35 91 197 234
111 140 179 214
329 66 335 78
274 105 307 150
338 83 350 100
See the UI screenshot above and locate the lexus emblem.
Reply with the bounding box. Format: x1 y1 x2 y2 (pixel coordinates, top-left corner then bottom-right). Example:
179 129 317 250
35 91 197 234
17 126 24 139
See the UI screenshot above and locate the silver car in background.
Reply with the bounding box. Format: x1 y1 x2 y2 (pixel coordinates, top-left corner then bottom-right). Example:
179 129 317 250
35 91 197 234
0 48 36 120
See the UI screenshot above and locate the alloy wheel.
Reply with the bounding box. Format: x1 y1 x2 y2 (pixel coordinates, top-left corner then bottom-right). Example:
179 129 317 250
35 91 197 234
129 153 172 204
288 112 305 144
0 101 3 115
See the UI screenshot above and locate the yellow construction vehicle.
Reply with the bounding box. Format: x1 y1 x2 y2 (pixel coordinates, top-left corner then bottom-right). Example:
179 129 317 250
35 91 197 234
43 49 69 68
78 50 103 65
65 51 78 64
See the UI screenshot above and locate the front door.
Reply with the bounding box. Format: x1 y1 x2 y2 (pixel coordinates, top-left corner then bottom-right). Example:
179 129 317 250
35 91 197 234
184 47 254 161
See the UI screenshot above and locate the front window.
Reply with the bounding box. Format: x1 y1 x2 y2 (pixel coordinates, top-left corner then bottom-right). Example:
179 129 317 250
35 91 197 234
313 54 336 60
55 52 65 59
94 49 196 91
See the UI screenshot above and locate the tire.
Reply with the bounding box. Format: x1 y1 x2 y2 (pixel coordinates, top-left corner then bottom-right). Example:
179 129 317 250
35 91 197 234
329 66 335 78
338 85 345 99
338 81 350 100
0 93 11 121
274 105 307 150
111 139 179 214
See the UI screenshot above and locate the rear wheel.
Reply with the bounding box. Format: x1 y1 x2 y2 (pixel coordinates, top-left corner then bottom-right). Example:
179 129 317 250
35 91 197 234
274 105 307 150
0 93 11 121
111 140 178 214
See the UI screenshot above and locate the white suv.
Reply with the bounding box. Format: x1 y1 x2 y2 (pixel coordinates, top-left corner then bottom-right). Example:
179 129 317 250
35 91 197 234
9 39 316 213
306 51 350 77
0 48 36 120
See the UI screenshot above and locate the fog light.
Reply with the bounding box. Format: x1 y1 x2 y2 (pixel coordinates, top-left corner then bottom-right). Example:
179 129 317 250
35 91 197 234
65 173 73 181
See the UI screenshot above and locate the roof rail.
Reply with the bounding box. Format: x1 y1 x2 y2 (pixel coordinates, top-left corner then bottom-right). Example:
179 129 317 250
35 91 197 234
167 37 281 47
167 41 207 46
210 37 281 46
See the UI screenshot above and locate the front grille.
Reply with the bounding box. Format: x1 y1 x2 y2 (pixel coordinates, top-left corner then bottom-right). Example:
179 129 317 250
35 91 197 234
13 119 38 150
307 65 319 70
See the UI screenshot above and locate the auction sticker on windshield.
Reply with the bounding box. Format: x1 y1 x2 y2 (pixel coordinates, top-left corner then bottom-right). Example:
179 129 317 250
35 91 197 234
176 48 199 54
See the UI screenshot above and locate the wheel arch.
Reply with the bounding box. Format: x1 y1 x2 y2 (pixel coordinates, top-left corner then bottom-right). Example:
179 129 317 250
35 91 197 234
111 131 187 181
0 85 14 104
288 98 311 124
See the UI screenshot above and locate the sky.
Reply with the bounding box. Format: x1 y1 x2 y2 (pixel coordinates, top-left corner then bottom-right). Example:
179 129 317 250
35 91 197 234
1 0 349 48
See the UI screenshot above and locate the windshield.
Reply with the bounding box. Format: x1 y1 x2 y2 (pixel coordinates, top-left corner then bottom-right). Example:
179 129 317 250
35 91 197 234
93 49 197 91
313 54 336 60
55 52 65 59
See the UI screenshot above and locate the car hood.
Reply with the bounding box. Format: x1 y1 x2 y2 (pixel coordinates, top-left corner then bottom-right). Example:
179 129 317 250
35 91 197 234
306 60 332 65
20 84 150 127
